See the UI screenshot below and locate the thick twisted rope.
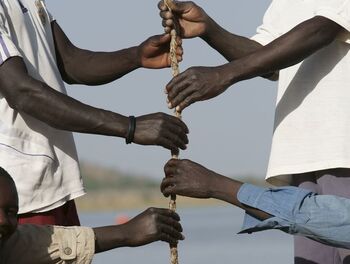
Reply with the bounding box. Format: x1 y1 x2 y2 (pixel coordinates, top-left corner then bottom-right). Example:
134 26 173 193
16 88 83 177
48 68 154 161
164 0 181 263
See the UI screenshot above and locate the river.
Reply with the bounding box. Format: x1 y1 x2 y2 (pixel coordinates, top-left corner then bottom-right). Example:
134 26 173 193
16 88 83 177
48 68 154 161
80 206 293 264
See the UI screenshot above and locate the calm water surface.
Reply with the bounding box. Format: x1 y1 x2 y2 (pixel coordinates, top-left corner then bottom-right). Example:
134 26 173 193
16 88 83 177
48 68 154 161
80 206 293 264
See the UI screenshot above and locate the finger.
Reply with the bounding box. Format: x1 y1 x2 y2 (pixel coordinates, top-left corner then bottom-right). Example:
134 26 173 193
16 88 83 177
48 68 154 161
162 18 174 28
177 93 199 112
158 1 167 11
163 162 176 175
163 0 177 11
165 158 180 170
161 224 184 241
165 115 189 133
161 177 176 194
157 33 171 45
158 215 182 232
175 46 183 56
165 73 187 94
167 77 193 103
165 123 189 144
176 37 183 46
163 185 178 197
159 10 174 20
151 208 180 221
158 138 179 153
169 86 197 110
160 233 180 246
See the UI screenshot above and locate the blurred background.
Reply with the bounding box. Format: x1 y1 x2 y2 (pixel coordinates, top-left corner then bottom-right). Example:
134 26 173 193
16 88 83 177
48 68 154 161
46 1 292 263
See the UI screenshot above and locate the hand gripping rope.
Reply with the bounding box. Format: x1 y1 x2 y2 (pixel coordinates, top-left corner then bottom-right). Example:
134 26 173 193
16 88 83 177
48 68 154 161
164 0 181 263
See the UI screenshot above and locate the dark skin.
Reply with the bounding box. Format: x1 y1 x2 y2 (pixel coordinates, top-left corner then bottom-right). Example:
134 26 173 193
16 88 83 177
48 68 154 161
0 22 189 153
161 159 271 221
0 175 184 253
158 1 344 112
0 177 18 248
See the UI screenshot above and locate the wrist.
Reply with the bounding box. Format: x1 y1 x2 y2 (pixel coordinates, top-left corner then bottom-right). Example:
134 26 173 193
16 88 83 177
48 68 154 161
201 17 217 40
210 174 242 204
127 46 142 69
216 63 238 89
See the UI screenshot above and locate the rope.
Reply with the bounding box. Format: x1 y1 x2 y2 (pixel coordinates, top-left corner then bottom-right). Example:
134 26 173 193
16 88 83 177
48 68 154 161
164 0 181 263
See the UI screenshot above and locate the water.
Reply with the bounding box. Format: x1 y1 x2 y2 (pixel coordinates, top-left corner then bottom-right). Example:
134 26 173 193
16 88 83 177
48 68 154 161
80 206 293 264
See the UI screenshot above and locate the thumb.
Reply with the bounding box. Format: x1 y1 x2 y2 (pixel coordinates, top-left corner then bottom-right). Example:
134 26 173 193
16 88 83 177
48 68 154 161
164 0 188 14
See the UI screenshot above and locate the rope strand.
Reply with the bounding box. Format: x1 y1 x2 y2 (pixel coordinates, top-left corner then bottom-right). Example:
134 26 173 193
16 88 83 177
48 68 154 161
164 0 181 263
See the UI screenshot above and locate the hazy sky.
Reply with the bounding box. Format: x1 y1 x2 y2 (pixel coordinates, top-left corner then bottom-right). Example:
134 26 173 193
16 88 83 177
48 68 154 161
46 0 276 180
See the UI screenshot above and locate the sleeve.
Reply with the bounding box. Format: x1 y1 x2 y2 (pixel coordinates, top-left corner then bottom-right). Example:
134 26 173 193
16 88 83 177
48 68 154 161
0 4 22 66
2 225 95 264
238 184 350 249
314 0 350 43
293 194 350 249
251 1 282 46
237 184 313 234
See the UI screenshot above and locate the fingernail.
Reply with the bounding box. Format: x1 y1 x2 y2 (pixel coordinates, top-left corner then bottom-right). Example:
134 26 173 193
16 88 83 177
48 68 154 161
168 102 173 109
176 106 181 112
164 89 168 94
181 234 185 240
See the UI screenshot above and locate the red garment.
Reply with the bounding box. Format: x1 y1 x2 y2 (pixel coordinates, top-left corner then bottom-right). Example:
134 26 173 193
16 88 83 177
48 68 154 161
18 200 80 226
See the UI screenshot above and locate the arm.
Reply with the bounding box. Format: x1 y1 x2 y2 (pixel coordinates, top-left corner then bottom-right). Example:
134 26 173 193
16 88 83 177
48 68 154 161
52 22 182 85
165 15 344 112
0 57 189 152
93 207 184 252
159 1 262 62
161 159 271 221
161 159 350 249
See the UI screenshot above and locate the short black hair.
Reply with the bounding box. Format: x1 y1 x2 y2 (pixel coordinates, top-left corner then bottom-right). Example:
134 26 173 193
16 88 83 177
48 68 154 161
0 167 14 183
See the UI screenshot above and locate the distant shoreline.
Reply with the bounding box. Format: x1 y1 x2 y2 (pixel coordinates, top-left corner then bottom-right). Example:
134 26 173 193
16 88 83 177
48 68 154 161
76 189 224 212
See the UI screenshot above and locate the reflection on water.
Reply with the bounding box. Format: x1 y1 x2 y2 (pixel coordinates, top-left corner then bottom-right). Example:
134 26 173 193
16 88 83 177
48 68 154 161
80 206 293 264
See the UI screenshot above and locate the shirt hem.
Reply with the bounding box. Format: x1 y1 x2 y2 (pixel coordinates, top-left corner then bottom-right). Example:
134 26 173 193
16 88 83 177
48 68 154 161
266 160 350 186
19 188 86 214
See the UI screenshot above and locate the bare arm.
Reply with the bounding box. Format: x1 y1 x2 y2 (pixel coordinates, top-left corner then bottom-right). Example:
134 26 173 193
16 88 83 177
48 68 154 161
159 1 266 69
161 159 270 221
93 208 184 253
0 57 189 151
52 22 182 85
166 16 344 112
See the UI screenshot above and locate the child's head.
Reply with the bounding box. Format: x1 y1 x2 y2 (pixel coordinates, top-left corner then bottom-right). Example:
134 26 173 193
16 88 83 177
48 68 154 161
0 167 18 245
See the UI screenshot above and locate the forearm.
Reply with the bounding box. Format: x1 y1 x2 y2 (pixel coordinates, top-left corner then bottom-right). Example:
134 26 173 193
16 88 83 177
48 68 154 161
2 58 128 137
17 78 128 136
220 16 343 85
202 18 263 62
93 225 129 253
60 46 140 86
209 174 271 221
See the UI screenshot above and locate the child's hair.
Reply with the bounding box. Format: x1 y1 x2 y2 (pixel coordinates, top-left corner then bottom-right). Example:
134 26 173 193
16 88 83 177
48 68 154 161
0 167 14 183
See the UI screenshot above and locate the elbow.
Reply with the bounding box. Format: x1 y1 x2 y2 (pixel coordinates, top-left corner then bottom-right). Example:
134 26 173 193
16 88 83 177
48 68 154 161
313 16 344 47
3 79 38 112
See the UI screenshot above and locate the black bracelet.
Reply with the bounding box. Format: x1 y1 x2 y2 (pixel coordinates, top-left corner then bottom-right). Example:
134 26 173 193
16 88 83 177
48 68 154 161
126 116 136 144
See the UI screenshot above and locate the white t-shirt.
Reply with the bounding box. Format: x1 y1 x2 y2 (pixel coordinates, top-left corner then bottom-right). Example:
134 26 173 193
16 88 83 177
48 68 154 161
0 0 85 213
251 0 350 186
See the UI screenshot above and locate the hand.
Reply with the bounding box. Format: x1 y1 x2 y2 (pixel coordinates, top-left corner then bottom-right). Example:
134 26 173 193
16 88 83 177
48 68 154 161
166 66 231 112
124 207 184 247
133 112 189 153
138 34 183 69
161 159 219 199
158 1 212 39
